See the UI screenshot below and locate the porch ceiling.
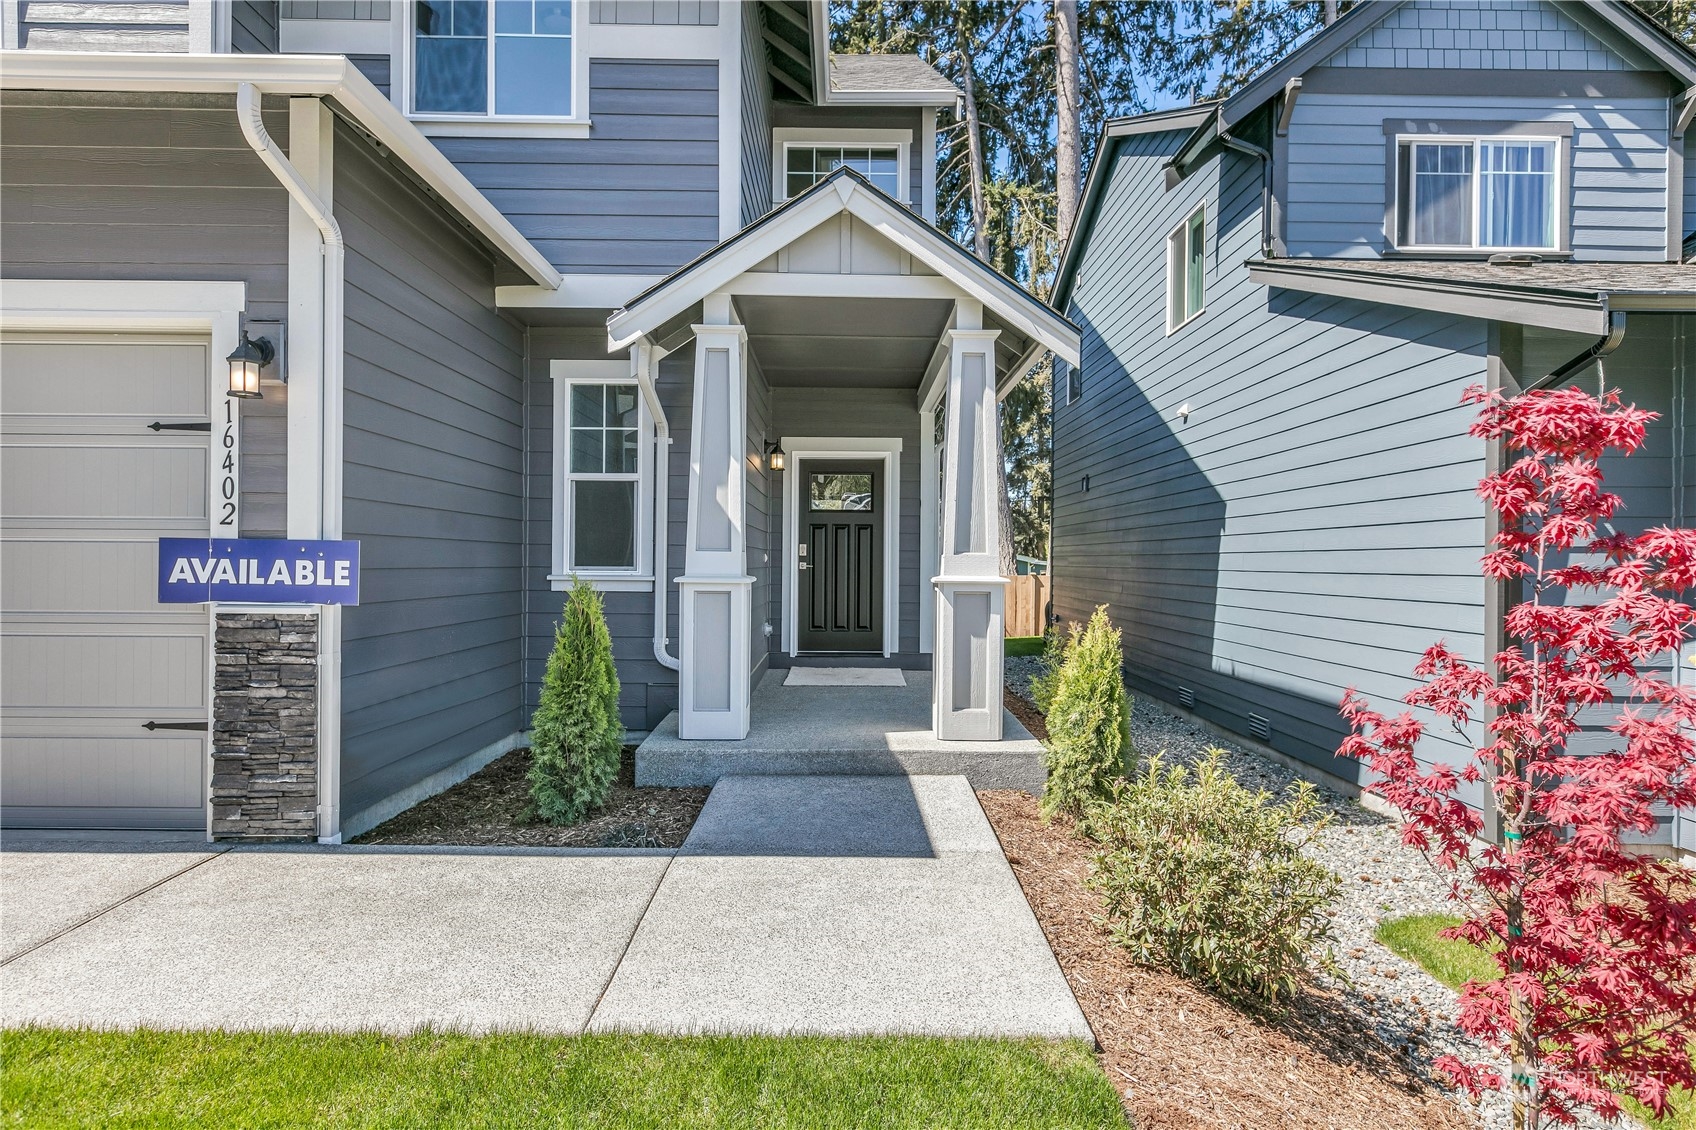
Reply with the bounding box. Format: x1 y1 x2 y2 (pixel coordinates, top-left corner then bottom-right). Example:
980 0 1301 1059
739 295 954 388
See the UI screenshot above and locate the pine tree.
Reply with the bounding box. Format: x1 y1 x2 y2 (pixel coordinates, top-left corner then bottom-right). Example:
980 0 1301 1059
528 577 623 825
1041 606 1132 819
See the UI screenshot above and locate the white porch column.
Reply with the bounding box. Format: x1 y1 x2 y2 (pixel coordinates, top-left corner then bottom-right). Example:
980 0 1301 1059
677 294 754 739
933 300 1005 741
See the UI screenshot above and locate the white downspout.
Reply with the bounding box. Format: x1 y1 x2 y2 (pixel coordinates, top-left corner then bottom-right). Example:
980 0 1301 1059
632 341 679 671
236 82 348 840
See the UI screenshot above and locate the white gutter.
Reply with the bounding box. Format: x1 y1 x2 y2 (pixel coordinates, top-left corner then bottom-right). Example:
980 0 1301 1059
236 82 348 842
631 341 680 671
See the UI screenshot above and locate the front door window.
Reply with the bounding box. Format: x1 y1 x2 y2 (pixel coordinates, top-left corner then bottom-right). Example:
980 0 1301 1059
798 460 883 653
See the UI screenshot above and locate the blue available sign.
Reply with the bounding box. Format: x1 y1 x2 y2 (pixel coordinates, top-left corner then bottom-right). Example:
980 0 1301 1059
158 538 360 605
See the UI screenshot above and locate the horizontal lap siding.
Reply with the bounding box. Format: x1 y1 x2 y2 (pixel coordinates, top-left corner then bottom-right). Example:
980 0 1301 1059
739 3 773 226
336 124 526 817
1286 93 1670 260
231 1 280 53
747 354 775 679
17 0 188 51
433 60 719 275
0 92 290 537
1055 132 1489 799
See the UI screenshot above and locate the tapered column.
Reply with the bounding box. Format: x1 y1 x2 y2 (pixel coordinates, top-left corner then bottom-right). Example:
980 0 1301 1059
677 296 753 739
933 300 1005 740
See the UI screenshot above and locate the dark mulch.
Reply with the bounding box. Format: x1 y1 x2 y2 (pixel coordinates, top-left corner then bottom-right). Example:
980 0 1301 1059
976 789 1475 1130
352 747 709 849
1005 688 1049 742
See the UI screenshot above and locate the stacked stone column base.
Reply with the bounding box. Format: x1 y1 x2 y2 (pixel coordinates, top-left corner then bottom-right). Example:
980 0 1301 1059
212 613 319 840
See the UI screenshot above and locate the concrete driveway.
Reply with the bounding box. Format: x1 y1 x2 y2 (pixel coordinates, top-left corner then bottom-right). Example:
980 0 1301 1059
1 776 1089 1039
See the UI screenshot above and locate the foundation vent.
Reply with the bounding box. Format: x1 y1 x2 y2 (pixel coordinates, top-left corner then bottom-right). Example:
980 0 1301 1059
1176 686 1195 709
1246 713 1272 743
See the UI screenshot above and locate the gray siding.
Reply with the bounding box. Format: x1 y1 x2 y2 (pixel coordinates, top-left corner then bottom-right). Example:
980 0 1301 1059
739 2 774 227
746 351 774 678
348 54 390 97
335 121 527 819
770 388 923 658
16 0 188 51
280 1 388 16
771 104 924 212
0 91 291 537
591 0 716 24
1319 0 1645 72
1284 92 1672 260
433 59 719 274
1686 132 1696 246
231 0 279 53
1056 128 1490 801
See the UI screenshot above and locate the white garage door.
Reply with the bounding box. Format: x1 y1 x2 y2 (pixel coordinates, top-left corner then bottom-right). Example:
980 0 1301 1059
2 334 213 830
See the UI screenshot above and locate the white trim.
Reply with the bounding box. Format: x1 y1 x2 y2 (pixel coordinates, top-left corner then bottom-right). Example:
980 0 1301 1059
498 274 665 310
718 2 741 240
0 51 561 288
585 21 721 60
1165 202 1206 335
727 273 958 300
399 0 591 135
1393 134 1565 253
279 18 394 56
187 0 215 53
287 97 332 541
548 574 654 592
771 127 914 208
779 437 903 659
607 176 1080 367
920 107 938 223
0 278 247 845
551 360 654 581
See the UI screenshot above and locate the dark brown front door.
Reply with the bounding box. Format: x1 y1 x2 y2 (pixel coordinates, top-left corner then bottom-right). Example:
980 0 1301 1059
798 460 883 653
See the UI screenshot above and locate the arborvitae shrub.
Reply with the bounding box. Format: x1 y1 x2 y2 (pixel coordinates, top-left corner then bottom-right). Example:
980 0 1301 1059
528 577 623 824
1028 624 1069 713
1040 606 1131 819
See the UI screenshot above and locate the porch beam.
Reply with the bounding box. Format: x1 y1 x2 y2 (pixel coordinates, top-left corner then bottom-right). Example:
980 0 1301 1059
676 294 754 739
932 299 1005 741
726 272 960 300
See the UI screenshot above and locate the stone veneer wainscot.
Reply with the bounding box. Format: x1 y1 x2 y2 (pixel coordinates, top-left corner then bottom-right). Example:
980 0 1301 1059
212 613 319 840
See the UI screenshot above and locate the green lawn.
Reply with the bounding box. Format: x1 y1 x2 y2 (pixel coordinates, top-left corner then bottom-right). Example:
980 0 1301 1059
1005 635 1046 657
1 1028 1127 1130
1376 914 1694 1130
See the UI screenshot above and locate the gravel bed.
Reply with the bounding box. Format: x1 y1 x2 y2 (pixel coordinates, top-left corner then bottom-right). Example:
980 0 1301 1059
1006 663 1639 1130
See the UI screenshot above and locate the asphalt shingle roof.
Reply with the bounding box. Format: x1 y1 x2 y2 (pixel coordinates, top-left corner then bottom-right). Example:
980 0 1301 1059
1265 258 1695 297
828 53 958 97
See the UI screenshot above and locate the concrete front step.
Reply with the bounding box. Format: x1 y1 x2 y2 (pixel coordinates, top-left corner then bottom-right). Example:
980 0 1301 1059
635 669 1047 791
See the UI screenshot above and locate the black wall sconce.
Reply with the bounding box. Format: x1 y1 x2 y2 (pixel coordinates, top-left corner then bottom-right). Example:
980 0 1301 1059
766 441 786 472
226 328 275 399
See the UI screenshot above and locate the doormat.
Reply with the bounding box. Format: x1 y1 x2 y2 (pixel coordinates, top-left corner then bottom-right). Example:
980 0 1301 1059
783 667 907 687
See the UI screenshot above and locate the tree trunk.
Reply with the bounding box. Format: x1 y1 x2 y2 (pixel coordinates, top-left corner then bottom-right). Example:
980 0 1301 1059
956 14 990 260
1323 0 1340 25
1055 0 1082 238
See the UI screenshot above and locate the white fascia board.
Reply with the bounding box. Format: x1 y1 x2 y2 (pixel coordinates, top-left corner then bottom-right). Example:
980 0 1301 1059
0 51 562 290
499 275 666 311
822 89 957 107
607 178 1081 366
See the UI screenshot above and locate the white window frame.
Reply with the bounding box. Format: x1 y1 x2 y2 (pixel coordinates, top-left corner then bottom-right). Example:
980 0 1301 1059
551 360 653 589
771 127 912 206
1393 133 1566 253
1063 361 1082 406
1166 202 1206 335
401 0 591 138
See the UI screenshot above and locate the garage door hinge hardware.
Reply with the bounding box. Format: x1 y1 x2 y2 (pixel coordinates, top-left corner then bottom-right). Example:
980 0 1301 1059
143 720 210 731
147 421 212 432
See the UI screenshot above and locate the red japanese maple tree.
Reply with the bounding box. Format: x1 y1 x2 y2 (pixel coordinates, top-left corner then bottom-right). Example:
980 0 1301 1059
1339 385 1696 1129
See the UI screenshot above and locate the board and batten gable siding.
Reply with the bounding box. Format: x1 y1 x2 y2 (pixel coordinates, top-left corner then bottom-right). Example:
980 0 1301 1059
739 2 774 226
770 104 926 213
769 387 923 660
231 1 279 53
591 0 716 24
1054 127 1490 799
432 59 719 275
522 334 690 733
334 121 527 819
0 90 290 536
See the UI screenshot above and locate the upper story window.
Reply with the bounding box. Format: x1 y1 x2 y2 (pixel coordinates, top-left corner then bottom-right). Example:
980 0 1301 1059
772 129 912 206
414 0 576 119
1167 204 1205 333
1394 135 1563 252
552 362 652 585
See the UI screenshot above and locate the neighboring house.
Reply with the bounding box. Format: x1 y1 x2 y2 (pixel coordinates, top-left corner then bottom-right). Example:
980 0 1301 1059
1050 0 1696 853
0 1 1078 841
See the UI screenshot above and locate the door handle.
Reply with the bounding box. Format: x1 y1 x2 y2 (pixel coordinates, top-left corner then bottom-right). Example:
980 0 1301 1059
147 421 211 432
143 720 209 731
798 563 810 570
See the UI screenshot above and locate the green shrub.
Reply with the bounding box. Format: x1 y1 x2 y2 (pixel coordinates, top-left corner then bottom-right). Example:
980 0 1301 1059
1040 607 1131 820
528 577 623 824
1084 749 1340 1007
1027 625 1070 713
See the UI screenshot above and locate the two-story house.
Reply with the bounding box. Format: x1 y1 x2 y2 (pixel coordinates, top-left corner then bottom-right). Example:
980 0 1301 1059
1050 0 1695 854
0 1 1077 841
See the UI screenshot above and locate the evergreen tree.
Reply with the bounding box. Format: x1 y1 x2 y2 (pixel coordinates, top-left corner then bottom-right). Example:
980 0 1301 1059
1041 606 1132 819
528 577 623 825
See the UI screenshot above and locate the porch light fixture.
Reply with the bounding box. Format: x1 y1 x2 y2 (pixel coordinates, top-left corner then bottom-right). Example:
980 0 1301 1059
226 330 274 399
766 442 786 471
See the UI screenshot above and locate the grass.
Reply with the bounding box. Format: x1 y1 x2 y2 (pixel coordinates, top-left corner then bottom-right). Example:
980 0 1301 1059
1376 914 1695 1130
0 1028 1127 1130
1006 635 1046 657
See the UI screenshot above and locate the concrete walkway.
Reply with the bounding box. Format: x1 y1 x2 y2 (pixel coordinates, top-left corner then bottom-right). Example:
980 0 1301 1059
1 776 1089 1040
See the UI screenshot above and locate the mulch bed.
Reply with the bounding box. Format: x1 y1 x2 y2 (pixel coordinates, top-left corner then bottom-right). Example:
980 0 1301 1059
352 747 709 849
1005 688 1049 742
977 789 1476 1130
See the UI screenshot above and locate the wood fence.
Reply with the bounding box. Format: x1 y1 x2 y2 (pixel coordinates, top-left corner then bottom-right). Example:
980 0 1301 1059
1006 573 1050 637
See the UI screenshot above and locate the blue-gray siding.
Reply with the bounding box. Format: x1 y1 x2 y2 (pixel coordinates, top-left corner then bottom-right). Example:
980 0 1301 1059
591 1 716 24
1319 0 1645 72
434 59 719 274
739 3 774 226
747 351 775 678
0 91 291 537
1056 128 1489 799
349 54 390 97
336 121 527 818
15 0 188 50
231 1 279 53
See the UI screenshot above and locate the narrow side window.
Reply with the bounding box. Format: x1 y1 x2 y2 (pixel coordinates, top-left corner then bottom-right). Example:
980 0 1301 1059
1167 203 1206 333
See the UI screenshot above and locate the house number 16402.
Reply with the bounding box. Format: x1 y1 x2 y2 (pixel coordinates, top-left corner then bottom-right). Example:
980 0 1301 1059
215 395 240 534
